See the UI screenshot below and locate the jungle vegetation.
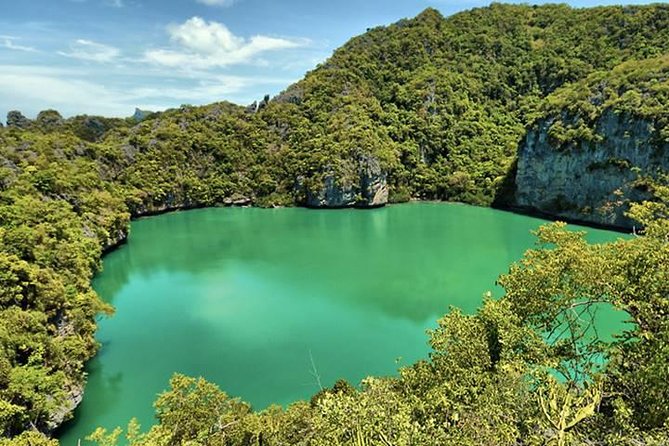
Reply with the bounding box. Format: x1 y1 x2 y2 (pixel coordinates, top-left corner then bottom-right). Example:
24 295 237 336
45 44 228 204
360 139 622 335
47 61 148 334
0 3 668 445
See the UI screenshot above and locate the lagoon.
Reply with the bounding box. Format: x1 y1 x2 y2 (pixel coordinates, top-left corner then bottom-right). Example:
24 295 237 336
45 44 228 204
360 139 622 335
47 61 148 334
58 203 626 444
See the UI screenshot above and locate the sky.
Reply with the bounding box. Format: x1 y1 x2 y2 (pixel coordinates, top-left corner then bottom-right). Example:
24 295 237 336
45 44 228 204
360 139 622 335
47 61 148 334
0 0 659 119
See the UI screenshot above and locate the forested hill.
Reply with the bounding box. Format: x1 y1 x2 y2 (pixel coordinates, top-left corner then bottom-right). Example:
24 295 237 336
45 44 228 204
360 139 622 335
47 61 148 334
4 4 669 214
1 3 669 445
262 3 669 209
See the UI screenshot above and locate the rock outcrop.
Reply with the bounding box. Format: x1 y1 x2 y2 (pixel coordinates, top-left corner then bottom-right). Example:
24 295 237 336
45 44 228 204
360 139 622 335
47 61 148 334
132 108 153 122
46 384 84 433
36 109 64 130
306 155 388 208
6 110 31 129
245 94 270 114
515 110 669 228
78 116 110 141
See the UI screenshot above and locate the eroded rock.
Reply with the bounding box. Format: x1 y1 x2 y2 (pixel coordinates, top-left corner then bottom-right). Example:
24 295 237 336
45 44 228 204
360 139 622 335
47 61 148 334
306 155 388 208
515 110 669 228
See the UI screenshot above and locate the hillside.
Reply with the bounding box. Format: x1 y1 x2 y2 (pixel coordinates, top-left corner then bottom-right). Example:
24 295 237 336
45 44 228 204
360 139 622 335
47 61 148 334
262 3 669 208
516 55 669 226
0 3 668 445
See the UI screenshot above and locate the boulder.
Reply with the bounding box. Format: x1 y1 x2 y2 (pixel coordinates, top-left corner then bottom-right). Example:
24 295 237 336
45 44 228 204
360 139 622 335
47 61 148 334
6 110 30 128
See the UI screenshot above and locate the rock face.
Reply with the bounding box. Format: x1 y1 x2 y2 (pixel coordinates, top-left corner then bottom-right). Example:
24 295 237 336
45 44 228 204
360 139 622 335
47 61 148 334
46 383 84 433
515 110 669 228
245 94 271 114
133 108 153 122
79 117 109 141
44 316 87 433
306 155 388 208
6 110 30 128
36 109 64 130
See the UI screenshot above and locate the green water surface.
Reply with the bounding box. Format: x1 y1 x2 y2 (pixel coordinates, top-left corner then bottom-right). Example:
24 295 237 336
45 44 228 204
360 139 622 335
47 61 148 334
58 203 627 444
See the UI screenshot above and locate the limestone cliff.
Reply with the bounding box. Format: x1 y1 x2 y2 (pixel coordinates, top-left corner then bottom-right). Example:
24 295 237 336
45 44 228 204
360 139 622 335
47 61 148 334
514 57 669 228
305 155 388 208
515 110 668 228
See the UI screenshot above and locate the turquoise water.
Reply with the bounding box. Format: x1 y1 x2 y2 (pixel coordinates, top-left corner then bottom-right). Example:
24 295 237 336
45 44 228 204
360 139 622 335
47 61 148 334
57 203 626 444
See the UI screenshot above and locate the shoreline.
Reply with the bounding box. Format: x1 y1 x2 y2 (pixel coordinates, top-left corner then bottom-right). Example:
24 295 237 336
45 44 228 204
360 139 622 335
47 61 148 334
100 198 632 259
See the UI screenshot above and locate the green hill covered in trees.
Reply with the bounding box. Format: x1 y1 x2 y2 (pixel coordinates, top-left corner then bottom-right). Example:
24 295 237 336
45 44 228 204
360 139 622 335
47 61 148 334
1 3 668 445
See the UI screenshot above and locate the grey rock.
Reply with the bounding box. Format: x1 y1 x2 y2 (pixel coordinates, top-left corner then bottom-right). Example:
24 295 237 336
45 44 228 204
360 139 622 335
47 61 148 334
515 109 669 228
36 109 64 129
274 86 304 105
47 383 84 433
306 155 388 208
45 315 86 433
245 100 259 114
223 195 252 206
133 108 153 122
245 95 270 114
6 110 30 128
307 174 358 208
81 117 108 141
359 154 389 207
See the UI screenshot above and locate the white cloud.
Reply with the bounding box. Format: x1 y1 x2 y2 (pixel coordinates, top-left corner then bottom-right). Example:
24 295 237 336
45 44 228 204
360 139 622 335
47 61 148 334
0 65 296 118
1 37 37 53
130 77 249 101
67 0 125 5
145 17 306 69
196 0 236 6
58 39 120 63
0 68 126 116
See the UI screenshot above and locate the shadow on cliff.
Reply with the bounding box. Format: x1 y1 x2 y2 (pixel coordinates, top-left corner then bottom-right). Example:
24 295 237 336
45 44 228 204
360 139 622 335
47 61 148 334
491 158 518 210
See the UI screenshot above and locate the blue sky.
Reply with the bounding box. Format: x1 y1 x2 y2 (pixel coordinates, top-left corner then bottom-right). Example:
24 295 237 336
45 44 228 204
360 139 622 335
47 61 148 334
0 0 658 119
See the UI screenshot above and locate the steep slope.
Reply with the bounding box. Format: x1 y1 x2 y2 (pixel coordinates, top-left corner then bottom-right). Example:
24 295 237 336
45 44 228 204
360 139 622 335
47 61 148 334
68 4 669 213
261 4 669 207
515 56 669 227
